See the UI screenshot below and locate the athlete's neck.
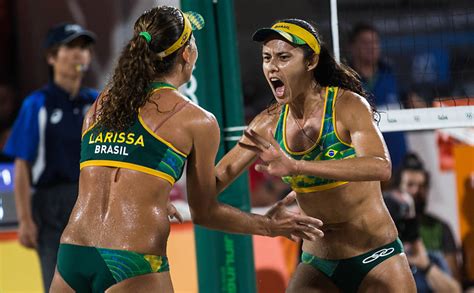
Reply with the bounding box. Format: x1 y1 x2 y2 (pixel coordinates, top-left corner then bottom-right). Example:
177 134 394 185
54 74 82 97
288 82 323 120
156 64 190 89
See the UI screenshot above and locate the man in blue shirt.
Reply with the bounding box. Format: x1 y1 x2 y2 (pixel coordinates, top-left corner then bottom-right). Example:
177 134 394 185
349 22 407 171
3 23 98 291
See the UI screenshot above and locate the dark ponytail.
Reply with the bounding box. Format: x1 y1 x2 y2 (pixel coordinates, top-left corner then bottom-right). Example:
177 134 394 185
97 6 188 131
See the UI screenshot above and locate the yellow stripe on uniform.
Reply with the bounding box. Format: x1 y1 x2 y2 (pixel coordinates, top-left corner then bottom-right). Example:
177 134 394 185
292 181 349 193
80 160 176 185
81 121 98 140
331 87 354 147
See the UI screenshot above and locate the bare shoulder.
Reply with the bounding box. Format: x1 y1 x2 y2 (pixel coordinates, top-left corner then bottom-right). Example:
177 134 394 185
83 103 96 128
145 90 218 129
335 89 373 120
175 98 220 139
336 90 371 111
82 93 104 132
181 101 220 154
247 105 281 136
183 99 219 129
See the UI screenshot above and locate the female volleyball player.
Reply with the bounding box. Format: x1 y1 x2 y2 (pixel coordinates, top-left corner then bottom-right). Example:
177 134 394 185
215 19 416 292
49 8 323 293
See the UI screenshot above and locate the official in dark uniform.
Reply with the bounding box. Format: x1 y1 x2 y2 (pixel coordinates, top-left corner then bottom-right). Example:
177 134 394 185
3 23 98 291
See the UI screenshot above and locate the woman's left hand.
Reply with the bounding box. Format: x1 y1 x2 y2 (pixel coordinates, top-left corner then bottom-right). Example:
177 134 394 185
239 129 298 177
265 191 324 241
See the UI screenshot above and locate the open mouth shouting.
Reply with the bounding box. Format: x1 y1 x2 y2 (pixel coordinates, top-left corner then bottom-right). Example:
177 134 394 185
270 77 285 98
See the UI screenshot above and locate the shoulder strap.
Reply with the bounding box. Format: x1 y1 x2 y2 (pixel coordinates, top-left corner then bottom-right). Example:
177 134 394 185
274 104 287 142
324 86 336 116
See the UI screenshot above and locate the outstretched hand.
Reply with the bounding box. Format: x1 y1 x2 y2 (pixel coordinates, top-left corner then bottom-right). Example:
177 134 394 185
265 191 324 241
239 129 299 177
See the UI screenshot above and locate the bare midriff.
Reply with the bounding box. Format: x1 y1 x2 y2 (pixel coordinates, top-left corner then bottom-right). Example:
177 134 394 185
297 181 398 259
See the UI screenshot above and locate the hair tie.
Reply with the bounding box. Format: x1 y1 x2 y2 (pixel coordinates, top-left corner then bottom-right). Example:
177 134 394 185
139 31 152 43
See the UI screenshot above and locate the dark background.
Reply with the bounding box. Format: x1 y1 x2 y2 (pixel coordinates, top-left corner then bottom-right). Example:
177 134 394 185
234 0 474 115
0 0 471 166
0 0 472 107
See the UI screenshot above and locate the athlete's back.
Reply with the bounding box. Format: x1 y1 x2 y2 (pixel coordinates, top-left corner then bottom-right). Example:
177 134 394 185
61 86 210 256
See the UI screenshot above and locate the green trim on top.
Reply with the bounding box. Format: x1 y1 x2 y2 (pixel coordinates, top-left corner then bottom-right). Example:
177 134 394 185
274 86 357 193
149 82 177 92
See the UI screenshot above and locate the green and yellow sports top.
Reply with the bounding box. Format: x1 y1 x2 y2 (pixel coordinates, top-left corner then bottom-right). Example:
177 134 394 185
274 87 356 193
80 83 187 186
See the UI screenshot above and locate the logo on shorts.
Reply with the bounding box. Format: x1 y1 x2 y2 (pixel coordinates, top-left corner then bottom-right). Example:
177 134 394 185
362 247 395 264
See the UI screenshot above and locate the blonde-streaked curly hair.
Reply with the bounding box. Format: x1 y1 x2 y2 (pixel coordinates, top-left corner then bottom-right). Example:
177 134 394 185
97 6 190 131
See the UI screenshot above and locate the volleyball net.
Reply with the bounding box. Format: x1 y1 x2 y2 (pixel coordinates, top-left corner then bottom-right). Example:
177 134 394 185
331 1 473 132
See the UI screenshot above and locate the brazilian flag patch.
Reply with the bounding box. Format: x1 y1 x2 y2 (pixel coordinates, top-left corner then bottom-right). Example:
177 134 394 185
325 149 338 158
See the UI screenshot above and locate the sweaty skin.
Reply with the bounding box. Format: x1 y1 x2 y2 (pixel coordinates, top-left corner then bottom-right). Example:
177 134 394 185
58 88 204 292
61 88 201 257
60 39 203 260
216 38 415 292
53 37 324 293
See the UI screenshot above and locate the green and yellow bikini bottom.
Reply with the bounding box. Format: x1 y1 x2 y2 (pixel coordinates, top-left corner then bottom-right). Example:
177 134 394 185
57 243 169 293
301 238 404 293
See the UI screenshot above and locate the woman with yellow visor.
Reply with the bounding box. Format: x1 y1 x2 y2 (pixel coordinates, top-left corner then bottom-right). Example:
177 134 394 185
214 19 416 292
50 8 324 293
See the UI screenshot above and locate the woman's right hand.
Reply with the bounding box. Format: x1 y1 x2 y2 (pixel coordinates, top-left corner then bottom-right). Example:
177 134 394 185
265 191 324 241
239 129 298 177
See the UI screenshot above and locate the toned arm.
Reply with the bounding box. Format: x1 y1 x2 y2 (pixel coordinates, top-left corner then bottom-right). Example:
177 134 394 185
247 92 392 182
186 112 323 239
296 91 391 181
186 113 272 236
215 111 277 193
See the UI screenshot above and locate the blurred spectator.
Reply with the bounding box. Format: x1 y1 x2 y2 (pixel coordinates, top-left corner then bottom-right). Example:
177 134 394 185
406 238 461 293
0 84 18 162
403 89 431 109
349 23 398 108
348 22 407 171
395 153 462 282
462 175 474 290
2 23 98 291
384 153 462 292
